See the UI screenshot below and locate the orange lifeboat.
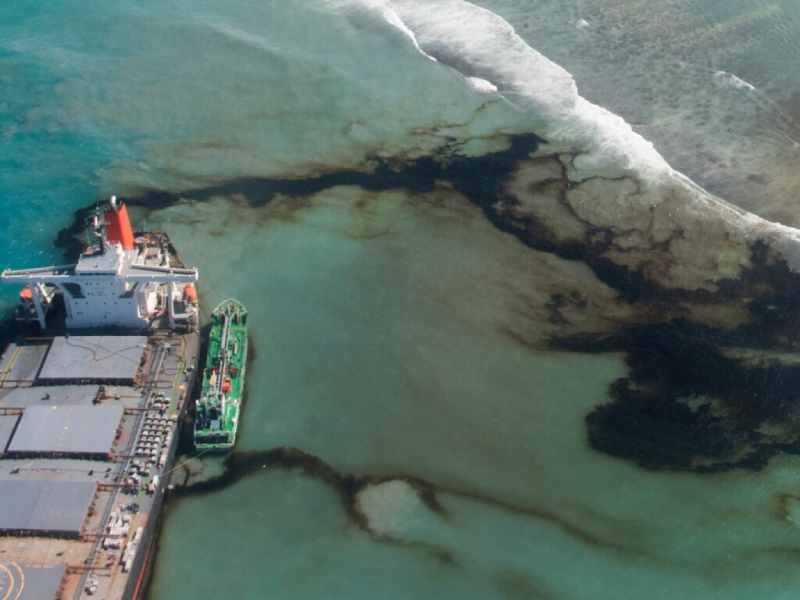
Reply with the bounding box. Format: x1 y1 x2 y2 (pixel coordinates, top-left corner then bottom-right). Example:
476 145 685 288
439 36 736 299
19 287 33 301
222 379 231 394
183 283 198 304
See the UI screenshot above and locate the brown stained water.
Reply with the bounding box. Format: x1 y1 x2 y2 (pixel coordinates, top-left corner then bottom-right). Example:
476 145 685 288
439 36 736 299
143 190 800 599
471 0 800 226
2 1 800 599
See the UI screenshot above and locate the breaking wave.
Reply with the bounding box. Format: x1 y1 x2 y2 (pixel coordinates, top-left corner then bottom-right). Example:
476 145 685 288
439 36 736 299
359 1 800 284
386 0 671 179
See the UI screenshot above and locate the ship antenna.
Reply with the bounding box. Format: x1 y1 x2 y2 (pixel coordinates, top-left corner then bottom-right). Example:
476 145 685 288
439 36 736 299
92 201 103 239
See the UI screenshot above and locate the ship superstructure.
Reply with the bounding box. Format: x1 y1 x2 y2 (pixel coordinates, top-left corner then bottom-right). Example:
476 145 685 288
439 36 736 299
0 197 200 600
194 299 248 452
2 196 198 331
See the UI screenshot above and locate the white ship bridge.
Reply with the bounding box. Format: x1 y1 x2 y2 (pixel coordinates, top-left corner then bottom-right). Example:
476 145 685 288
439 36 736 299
1 197 199 331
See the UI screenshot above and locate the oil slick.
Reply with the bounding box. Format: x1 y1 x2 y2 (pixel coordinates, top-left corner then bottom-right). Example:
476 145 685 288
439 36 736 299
8 0 800 598
132 180 800 599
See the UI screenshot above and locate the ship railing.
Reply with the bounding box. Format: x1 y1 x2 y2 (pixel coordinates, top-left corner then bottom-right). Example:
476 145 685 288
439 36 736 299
1 264 78 280
125 264 198 283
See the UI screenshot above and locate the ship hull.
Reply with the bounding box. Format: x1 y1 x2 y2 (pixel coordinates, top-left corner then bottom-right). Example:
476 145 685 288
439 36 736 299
0 201 202 600
0 328 200 600
124 351 197 600
194 299 248 452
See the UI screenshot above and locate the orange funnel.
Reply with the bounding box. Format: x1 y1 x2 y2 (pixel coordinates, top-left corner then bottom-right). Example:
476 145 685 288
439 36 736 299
105 202 135 250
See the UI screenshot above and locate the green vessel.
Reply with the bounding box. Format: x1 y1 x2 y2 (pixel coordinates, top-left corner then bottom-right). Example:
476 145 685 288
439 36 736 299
194 299 248 452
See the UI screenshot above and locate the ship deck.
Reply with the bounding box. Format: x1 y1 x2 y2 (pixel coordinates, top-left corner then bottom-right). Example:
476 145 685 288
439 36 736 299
195 301 247 451
0 330 199 600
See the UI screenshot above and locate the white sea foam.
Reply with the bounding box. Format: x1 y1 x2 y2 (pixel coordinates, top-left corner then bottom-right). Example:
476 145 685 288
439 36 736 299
378 0 800 283
379 4 438 62
389 0 671 180
18 0 800 273
713 70 756 92
465 76 498 94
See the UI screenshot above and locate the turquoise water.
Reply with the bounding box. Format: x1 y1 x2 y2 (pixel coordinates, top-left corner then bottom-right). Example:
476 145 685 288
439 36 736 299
3 2 800 599
142 192 800 599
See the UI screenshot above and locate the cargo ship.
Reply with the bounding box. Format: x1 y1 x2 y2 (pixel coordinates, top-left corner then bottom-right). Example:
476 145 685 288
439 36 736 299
0 197 200 599
194 299 247 452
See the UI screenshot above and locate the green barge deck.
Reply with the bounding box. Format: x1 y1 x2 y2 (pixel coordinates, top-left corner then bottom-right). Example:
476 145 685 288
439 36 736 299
194 299 248 452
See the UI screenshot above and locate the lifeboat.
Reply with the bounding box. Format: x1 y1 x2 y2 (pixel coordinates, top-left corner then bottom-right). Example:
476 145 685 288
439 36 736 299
183 283 198 304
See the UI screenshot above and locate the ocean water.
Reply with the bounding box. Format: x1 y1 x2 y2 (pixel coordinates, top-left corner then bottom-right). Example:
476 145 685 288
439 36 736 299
472 0 800 224
2 2 800 599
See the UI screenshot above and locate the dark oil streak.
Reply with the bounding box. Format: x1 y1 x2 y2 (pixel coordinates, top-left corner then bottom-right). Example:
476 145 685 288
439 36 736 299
44 132 800 474
171 447 418 532
7 132 796 598
54 134 540 257
54 135 800 346
52 134 800 348
166 446 641 559
148 442 642 596
561 322 800 473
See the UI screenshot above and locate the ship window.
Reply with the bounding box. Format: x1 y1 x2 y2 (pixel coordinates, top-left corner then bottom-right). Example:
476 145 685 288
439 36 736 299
63 283 85 298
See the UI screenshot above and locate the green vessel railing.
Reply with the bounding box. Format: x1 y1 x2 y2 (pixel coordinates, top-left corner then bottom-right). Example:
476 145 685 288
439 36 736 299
194 299 248 452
